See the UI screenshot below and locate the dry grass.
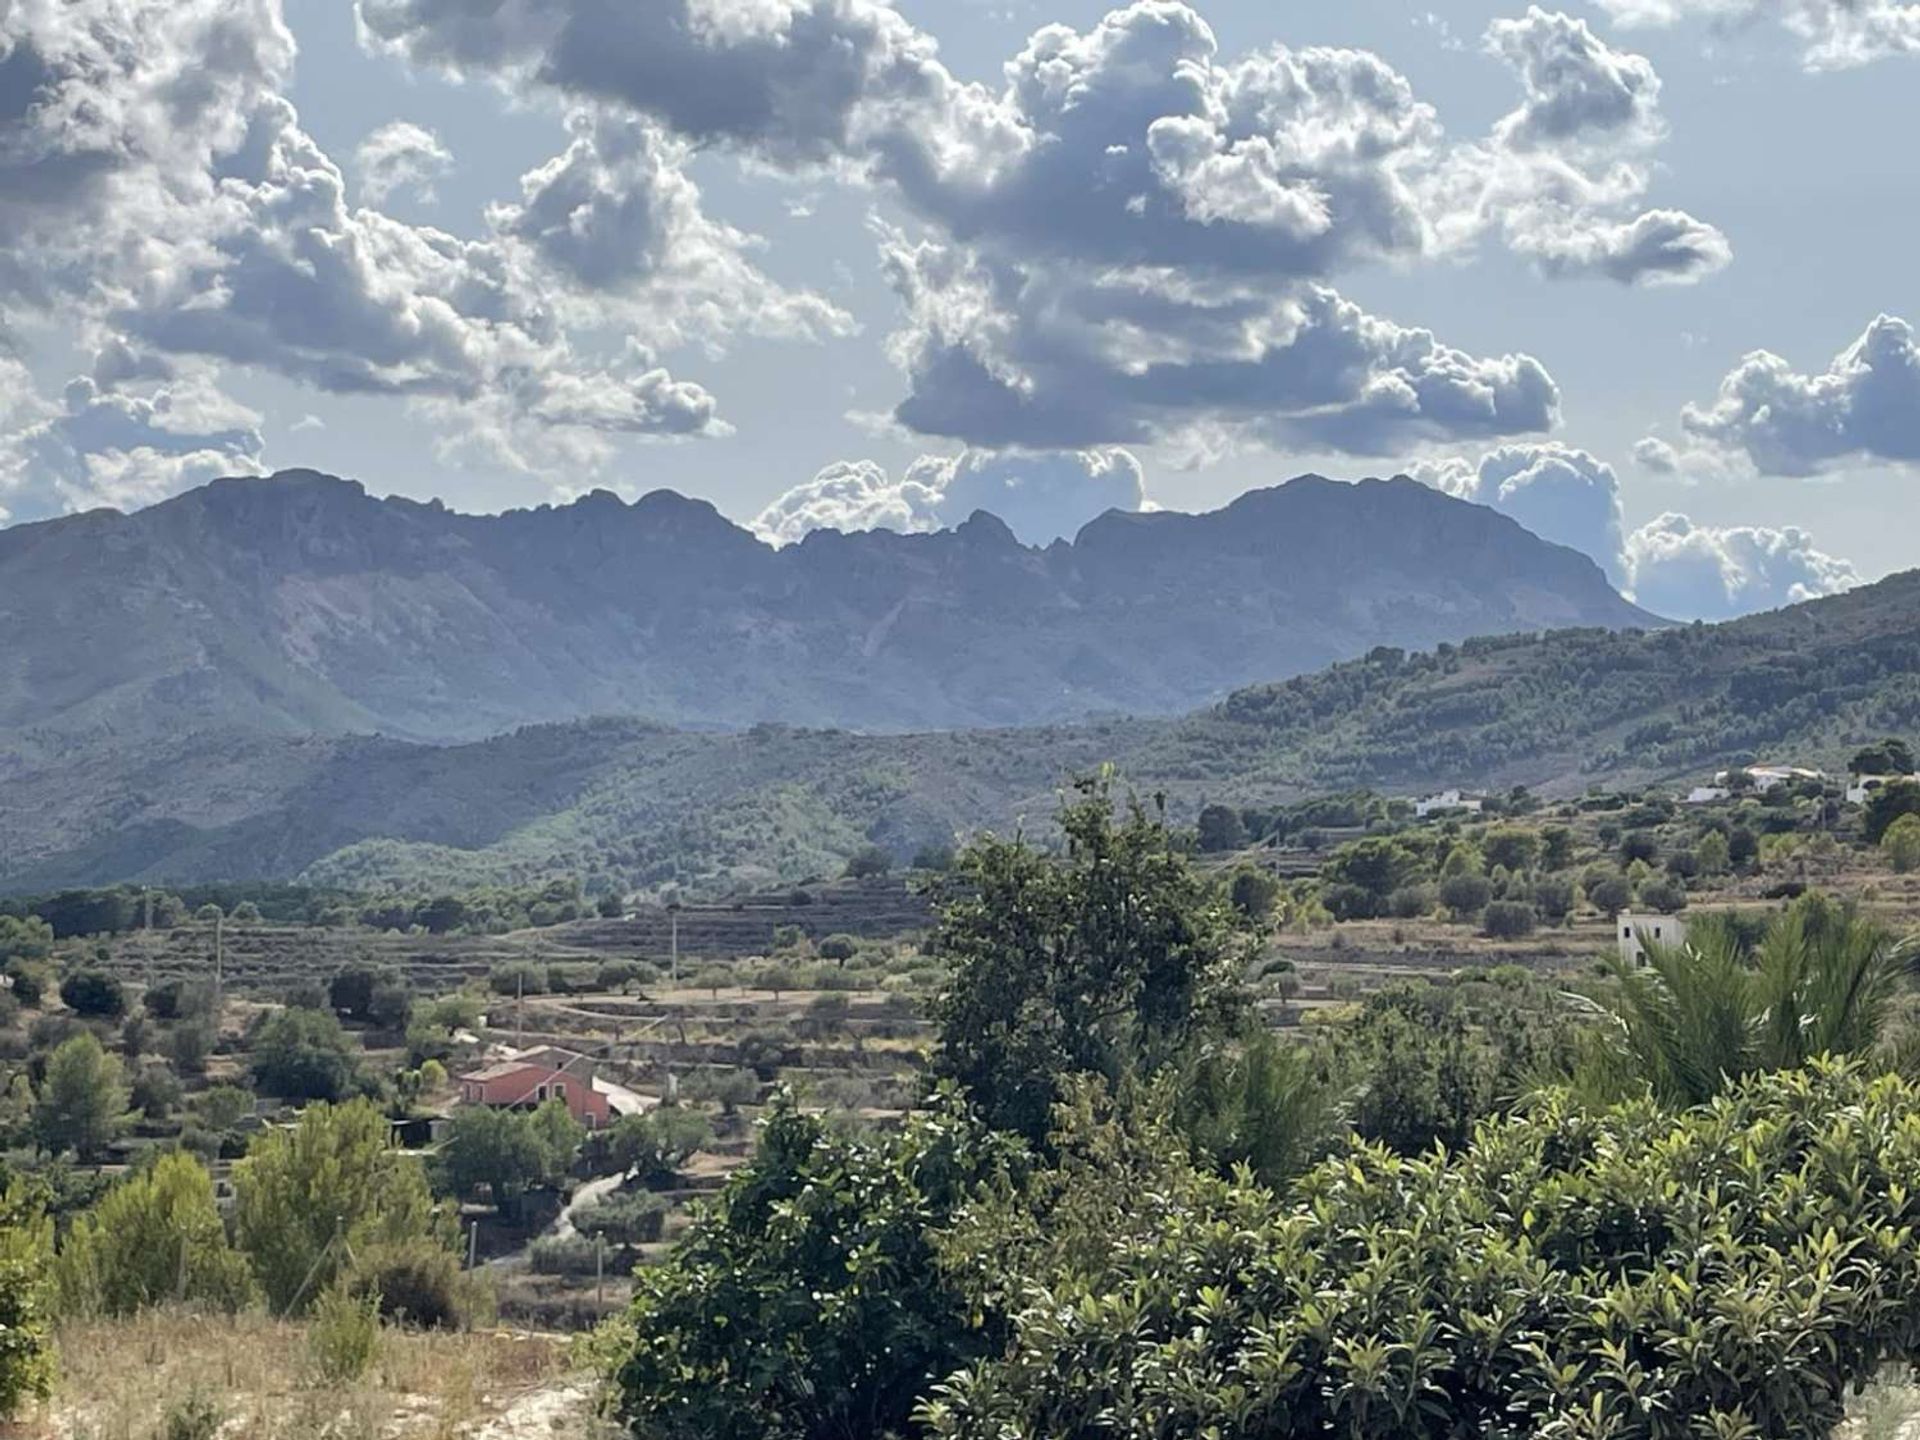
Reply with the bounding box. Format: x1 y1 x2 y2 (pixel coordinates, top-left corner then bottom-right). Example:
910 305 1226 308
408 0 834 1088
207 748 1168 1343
8 1309 602 1440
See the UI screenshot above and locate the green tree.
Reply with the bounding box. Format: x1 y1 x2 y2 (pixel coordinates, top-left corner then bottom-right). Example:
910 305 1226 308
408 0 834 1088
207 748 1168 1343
1883 813 1920 874
232 1099 448 1316
930 778 1249 1143
1177 1027 1341 1189
614 1095 1020 1440
54 1151 252 1317
1851 738 1915 776
435 1100 581 1219
59 968 126 1019
1195 803 1247 853
1437 872 1491 920
34 1032 127 1161
1696 829 1731 876
844 845 893 880
0 915 53 967
1867 777 1920 844
251 1006 362 1101
607 1107 712 1184
0 1182 53 1418
1480 826 1540 873
327 964 380 1022
1538 825 1575 870
1228 866 1281 922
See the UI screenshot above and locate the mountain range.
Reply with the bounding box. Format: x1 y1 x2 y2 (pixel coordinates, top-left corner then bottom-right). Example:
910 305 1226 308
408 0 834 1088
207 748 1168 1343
0 461 1913 895
0 468 1652 745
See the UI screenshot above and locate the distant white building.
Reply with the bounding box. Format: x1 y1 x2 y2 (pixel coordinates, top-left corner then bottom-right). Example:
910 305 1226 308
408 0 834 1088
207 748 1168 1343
1847 773 1920 806
1618 911 1688 968
1684 785 1731 806
1716 764 1824 793
1415 790 1484 819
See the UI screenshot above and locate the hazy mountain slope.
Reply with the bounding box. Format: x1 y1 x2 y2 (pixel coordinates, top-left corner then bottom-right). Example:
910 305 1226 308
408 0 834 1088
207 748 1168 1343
4 574 1914 894
0 469 1653 742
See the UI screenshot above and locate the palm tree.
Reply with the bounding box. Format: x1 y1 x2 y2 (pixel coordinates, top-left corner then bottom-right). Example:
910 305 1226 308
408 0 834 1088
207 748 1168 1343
1577 894 1915 1107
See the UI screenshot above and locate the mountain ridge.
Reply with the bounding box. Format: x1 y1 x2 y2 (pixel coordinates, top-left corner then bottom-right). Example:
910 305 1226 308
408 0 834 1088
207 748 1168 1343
0 468 1655 745
2 570 1913 895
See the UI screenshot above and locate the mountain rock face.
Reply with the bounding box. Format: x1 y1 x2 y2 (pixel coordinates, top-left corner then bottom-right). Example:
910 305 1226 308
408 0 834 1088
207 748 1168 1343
0 469 1654 744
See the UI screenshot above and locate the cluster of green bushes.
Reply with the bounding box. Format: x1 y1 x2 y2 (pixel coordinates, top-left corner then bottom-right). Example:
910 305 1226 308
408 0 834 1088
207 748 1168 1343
605 780 1920 1439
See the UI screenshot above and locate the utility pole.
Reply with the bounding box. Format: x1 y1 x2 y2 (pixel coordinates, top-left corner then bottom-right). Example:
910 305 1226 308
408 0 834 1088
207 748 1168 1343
213 907 225 1011
668 903 680 985
515 967 525 1048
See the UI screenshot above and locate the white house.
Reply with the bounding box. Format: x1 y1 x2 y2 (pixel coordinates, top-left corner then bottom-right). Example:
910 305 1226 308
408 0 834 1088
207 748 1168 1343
1715 764 1824 793
1618 911 1688 968
1415 790 1484 819
1847 773 1920 806
1684 785 1731 806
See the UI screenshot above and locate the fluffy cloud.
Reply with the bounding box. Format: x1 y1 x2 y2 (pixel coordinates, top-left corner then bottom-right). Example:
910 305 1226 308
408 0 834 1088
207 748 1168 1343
1623 512 1862 619
354 120 452 203
753 447 1147 547
0 0 884 509
357 1 1735 455
489 108 852 348
1590 0 1920 71
1446 9 1729 287
1408 442 1625 577
1679 314 1920 475
1410 440 1865 620
0 366 266 515
356 0 948 166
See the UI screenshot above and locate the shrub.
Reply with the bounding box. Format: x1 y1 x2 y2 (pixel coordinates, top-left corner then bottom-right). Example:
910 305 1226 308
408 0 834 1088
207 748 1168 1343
59 968 126 1019
1587 874 1633 916
1385 884 1434 920
529 1235 601 1277
844 846 893 879
347 1237 471 1330
0 1183 53 1418
1481 900 1537 939
1882 813 1920 874
53 1151 252 1318
1437 873 1492 919
577 1190 669 1247
1531 876 1575 922
157 1390 224 1440
1638 876 1690 914
307 1284 381 1383
921 1063 1920 1440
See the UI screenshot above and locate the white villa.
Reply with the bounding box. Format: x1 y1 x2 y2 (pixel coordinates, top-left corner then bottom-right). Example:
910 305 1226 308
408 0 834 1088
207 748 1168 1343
1847 772 1920 805
1618 911 1688 968
1714 764 1825 793
1415 790 1484 819
1684 785 1731 805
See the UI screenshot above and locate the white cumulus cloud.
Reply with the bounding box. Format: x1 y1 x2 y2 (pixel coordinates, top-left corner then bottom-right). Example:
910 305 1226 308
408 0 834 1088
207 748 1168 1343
1588 0 1920 71
753 448 1147 547
1623 512 1862 619
354 120 452 203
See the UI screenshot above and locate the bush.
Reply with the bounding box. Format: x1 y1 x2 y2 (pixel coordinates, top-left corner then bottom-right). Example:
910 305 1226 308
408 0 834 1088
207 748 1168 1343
1639 876 1690 914
347 1237 471 1330
922 1063 1920 1440
53 1151 252 1318
59 968 126 1019
529 1235 602 1277
1882 813 1920 874
1531 876 1574 922
157 1390 224 1440
1587 874 1633 917
307 1284 381 1383
578 1190 669 1247
1481 900 1537 939
1385 884 1434 920
0 1183 53 1418
844 846 893 879
1437 873 1492 919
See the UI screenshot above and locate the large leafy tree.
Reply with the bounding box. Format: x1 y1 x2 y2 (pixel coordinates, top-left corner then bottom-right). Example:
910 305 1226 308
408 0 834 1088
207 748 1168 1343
615 1094 1022 1440
232 1098 449 1315
922 1062 1920 1440
930 775 1249 1143
250 1005 363 1102
436 1099 582 1220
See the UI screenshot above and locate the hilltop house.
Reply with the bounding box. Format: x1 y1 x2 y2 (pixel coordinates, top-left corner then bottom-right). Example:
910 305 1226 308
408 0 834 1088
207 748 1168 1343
1415 790 1484 819
1715 764 1824 793
456 1046 648 1130
1617 911 1688 968
1847 772 1920 806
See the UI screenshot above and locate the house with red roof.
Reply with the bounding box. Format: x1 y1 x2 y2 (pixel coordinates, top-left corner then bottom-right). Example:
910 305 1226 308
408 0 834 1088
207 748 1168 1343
456 1046 645 1130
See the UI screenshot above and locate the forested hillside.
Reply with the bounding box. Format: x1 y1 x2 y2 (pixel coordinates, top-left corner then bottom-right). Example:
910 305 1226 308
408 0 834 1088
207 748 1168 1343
3 573 1915 895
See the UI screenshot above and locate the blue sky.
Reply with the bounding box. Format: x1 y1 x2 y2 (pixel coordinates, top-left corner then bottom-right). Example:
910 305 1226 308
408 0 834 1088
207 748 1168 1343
1 0 1914 620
